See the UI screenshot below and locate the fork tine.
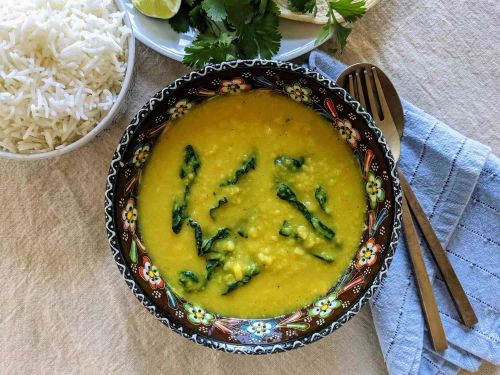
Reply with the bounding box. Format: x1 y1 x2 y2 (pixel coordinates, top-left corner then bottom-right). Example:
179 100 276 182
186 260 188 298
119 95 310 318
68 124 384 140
372 67 393 122
355 72 367 109
363 68 379 120
348 74 355 97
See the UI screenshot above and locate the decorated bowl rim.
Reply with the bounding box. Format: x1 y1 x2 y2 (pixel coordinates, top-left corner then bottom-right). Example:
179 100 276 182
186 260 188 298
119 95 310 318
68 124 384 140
104 59 403 354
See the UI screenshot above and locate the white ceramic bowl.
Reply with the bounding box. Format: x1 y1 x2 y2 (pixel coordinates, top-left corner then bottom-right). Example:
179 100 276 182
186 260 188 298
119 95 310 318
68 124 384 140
0 0 136 160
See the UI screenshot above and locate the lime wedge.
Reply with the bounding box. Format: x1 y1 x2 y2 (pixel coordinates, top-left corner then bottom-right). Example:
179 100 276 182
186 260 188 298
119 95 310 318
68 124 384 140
132 0 181 19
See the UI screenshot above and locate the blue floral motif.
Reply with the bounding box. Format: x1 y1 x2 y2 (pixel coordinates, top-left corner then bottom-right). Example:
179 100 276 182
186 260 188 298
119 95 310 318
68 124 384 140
243 320 276 337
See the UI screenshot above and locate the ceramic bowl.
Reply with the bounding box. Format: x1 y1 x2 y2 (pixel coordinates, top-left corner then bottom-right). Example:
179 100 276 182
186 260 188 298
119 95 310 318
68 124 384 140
104 60 402 354
0 0 135 160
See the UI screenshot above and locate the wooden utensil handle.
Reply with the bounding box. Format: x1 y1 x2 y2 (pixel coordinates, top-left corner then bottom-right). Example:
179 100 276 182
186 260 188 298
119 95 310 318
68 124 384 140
399 171 478 327
401 195 448 351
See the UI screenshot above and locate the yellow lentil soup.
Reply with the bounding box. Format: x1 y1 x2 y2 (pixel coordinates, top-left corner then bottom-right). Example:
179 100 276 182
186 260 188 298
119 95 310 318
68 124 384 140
138 90 366 318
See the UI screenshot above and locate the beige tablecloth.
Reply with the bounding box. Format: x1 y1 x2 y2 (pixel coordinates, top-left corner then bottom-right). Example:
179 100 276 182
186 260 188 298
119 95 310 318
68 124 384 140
1 0 499 374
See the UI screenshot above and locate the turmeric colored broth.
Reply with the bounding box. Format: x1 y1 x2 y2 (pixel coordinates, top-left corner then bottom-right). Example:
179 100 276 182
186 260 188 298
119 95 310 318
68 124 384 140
138 90 366 318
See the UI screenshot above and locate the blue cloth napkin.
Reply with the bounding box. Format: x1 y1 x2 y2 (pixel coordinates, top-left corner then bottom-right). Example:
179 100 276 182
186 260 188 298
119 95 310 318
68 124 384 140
309 51 500 375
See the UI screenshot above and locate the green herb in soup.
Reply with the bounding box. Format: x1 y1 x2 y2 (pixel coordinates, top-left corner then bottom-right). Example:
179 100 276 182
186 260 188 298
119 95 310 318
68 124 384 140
209 196 228 220
276 183 335 240
179 270 205 292
278 220 298 238
187 218 230 256
311 250 336 263
171 145 201 233
205 250 228 280
315 185 328 212
187 218 203 255
172 194 188 234
237 229 249 238
278 220 336 263
220 154 256 187
274 155 305 171
223 260 260 295
201 227 231 255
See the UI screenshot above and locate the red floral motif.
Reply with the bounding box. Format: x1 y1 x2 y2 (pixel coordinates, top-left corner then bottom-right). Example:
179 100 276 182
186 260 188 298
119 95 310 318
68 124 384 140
324 98 361 147
139 256 165 289
355 238 380 268
219 77 251 94
121 198 137 233
337 118 361 148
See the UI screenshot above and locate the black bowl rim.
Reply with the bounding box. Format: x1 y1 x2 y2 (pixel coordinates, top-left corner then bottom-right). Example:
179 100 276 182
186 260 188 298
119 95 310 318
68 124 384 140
104 59 403 354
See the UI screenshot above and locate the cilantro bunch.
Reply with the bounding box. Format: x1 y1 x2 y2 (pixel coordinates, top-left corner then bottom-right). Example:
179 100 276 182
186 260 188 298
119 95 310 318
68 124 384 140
169 0 281 67
169 0 366 68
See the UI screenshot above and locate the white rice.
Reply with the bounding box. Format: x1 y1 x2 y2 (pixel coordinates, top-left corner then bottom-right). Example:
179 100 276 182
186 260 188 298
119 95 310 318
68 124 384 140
0 0 130 154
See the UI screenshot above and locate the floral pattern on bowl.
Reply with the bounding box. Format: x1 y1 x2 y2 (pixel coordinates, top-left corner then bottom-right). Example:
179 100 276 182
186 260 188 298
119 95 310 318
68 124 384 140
104 60 402 354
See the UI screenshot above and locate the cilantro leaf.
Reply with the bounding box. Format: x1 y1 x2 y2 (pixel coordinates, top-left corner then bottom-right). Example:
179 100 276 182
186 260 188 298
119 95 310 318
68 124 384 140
225 0 254 28
315 23 332 46
329 18 352 53
189 4 210 33
168 3 191 33
238 12 281 59
329 0 365 23
183 33 237 67
258 0 269 14
314 0 364 53
287 0 316 13
267 0 281 16
201 0 227 22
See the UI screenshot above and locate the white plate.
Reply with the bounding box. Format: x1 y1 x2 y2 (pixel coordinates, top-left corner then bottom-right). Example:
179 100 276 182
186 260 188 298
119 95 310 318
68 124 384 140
119 0 324 62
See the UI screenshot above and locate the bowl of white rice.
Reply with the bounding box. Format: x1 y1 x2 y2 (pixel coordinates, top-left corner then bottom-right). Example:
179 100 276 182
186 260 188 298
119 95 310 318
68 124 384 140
0 0 135 160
